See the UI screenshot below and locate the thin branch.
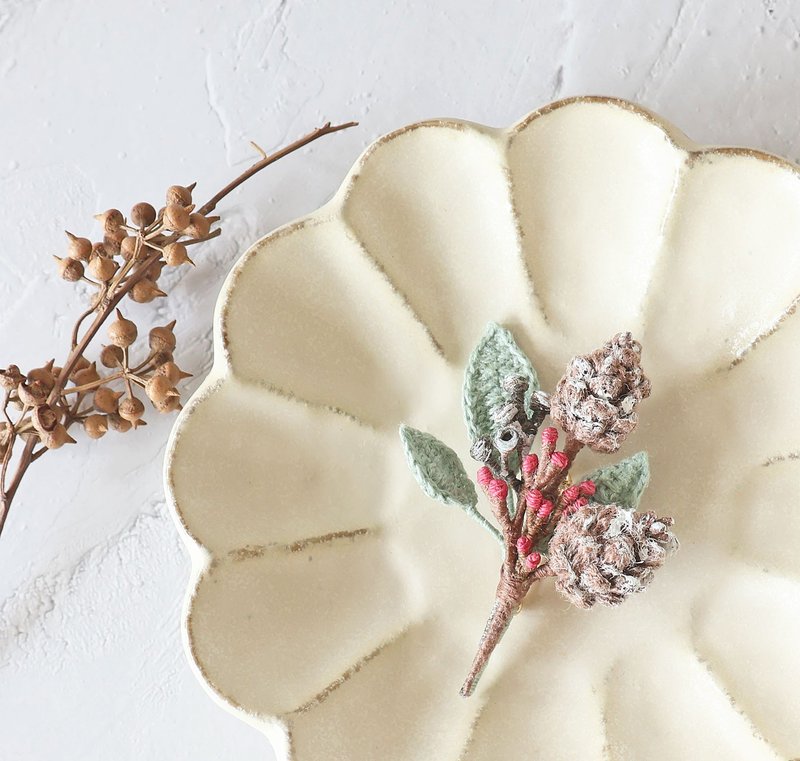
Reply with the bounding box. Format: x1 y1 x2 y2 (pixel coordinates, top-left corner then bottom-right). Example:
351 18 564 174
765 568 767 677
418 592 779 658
198 121 358 215
0 119 357 540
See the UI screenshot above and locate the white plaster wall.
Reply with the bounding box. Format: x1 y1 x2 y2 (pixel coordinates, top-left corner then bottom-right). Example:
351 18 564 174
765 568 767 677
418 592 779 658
0 0 798 758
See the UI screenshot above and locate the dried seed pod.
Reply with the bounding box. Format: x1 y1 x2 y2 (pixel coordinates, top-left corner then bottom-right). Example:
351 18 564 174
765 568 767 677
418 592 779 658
469 436 494 463
153 394 181 414
67 355 91 382
118 396 144 423
31 404 59 433
65 231 92 262
108 309 138 348
0 365 24 390
163 204 191 231
93 386 122 413
153 360 190 385
165 184 194 207
151 351 174 367
103 227 128 255
107 412 131 433
145 374 177 405
41 423 76 449
149 320 177 353
72 362 100 386
99 344 124 369
183 213 210 239
141 257 164 283
129 279 166 303
95 208 124 232
17 380 48 406
119 236 140 261
27 361 56 391
55 255 84 282
92 241 109 259
491 402 519 428
501 374 529 398
88 254 118 282
162 242 193 267
130 202 157 228
84 414 108 439
494 424 521 453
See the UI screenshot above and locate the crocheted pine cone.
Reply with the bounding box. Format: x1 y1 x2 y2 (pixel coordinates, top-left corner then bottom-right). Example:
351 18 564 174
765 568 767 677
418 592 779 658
548 503 677 609
550 332 651 454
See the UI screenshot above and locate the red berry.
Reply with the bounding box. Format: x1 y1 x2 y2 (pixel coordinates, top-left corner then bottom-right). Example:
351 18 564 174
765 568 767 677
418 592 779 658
579 480 596 496
477 466 493 487
573 496 589 509
522 453 539 476
562 485 581 503
525 489 543 509
550 451 569 469
541 427 558 445
516 536 533 555
525 552 542 570
537 500 554 519
488 479 509 501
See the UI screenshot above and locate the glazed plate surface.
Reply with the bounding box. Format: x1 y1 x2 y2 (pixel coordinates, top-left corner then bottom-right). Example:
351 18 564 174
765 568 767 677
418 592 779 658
166 97 800 760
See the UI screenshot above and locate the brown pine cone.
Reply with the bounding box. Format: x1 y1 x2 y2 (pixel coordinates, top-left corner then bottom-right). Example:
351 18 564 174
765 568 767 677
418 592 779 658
548 503 677 609
550 332 651 453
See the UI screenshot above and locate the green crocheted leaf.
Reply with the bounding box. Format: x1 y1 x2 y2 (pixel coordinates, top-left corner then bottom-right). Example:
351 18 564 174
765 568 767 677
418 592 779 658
584 451 650 510
462 322 539 441
399 425 502 543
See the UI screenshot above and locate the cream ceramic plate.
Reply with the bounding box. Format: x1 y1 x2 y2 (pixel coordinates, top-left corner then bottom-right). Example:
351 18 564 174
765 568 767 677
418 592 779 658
165 97 800 760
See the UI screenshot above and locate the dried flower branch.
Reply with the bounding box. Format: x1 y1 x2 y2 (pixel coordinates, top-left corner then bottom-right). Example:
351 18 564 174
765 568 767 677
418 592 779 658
399 326 678 698
0 120 357 539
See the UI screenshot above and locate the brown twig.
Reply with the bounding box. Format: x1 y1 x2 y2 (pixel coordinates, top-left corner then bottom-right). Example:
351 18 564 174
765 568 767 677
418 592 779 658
460 430 579 698
0 120 357 540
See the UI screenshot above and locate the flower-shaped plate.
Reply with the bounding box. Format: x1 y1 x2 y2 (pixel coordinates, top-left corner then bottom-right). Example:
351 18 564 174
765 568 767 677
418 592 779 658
165 97 800 760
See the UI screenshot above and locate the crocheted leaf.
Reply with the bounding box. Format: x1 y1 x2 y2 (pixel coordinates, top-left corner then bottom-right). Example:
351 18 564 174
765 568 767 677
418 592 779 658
462 322 539 441
399 425 502 543
583 451 650 510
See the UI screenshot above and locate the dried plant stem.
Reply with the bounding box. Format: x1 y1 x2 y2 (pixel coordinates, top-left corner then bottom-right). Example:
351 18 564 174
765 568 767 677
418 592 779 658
0 120 357 539
460 437 578 698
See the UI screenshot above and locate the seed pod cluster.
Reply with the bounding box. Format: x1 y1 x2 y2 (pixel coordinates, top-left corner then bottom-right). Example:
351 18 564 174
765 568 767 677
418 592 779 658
54 181 211 298
1 313 190 452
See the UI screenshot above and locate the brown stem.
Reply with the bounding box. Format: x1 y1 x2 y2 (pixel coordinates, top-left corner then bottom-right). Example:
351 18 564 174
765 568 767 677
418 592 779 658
563 434 584 463
460 572 530 697
0 120 357 540
60 372 124 396
197 120 357 215
0 437 35 536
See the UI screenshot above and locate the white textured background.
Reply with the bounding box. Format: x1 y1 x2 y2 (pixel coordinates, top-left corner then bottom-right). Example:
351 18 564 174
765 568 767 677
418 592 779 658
1 1 799 758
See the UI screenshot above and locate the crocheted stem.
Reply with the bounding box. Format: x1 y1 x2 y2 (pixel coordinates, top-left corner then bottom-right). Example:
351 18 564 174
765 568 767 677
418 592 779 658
460 572 531 697
563 434 584 463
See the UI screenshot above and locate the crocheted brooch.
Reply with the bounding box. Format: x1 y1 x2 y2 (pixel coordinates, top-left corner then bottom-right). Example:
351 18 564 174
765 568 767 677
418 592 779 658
399 324 678 697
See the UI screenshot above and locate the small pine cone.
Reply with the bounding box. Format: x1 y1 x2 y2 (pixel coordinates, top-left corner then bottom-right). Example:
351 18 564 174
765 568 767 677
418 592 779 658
548 503 677 609
550 332 651 454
